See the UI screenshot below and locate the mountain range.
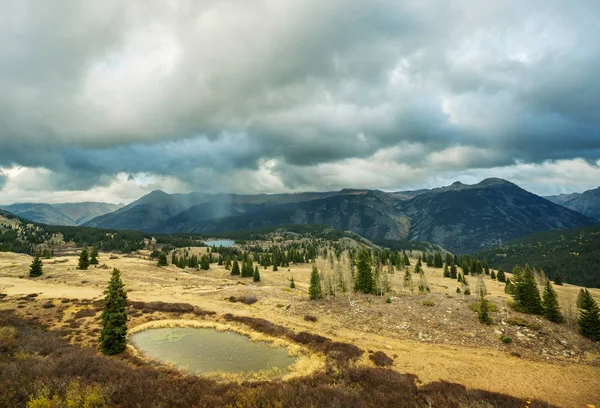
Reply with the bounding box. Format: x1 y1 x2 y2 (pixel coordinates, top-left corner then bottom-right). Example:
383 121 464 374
0 202 123 226
73 178 597 253
545 186 600 221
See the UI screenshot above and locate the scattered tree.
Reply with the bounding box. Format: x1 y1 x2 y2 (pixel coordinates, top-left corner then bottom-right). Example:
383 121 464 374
99 268 128 355
157 252 168 266
450 262 457 279
497 267 506 283
290 276 295 289
90 245 99 265
403 267 414 295
309 265 323 300
29 255 43 278
77 246 90 270
354 249 373 294
253 266 261 282
553 272 563 286
512 264 543 314
542 280 564 323
478 287 492 325
577 289 600 341
231 260 240 276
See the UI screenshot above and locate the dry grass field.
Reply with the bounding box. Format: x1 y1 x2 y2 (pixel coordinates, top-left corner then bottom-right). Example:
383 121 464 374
1 247 600 407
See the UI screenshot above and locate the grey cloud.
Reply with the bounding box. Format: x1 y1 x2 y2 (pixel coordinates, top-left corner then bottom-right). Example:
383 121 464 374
0 0 599 196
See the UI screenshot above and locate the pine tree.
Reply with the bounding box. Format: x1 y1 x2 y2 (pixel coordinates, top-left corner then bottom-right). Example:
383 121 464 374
200 255 210 270
403 253 411 266
490 270 496 280
470 260 477 275
577 289 600 341
478 287 492 325
171 252 177 265
253 266 261 282
354 248 373 293
309 265 323 300
99 268 128 355
577 289 586 309
504 277 514 294
231 260 240 275
433 252 443 268
77 246 89 270
403 267 414 294
457 272 463 283
414 258 422 274
497 267 506 283
513 264 543 314
553 272 563 286
90 246 99 265
450 262 457 279
483 259 489 275
443 263 450 278
418 271 430 293
462 259 470 275
157 252 168 266
29 255 43 278
290 276 295 289
542 280 564 323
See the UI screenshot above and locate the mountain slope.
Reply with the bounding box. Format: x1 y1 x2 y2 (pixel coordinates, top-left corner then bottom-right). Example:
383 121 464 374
549 186 600 221
176 190 409 240
0 202 122 226
399 178 596 254
473 224 600 288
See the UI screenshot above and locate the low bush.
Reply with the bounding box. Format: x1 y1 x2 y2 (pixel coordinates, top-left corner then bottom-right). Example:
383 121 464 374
505 318 541 331
468 301 498 313
73 308 97 319
227 296 258 305
422 300 435 307
500 334 512 344
369 351 394 367
304 315 318 322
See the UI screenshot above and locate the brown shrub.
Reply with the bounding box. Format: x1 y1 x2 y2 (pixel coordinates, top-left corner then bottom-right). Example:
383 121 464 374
304 315 318 322
41 302 55 309
73 308 97 319
369 351 393 367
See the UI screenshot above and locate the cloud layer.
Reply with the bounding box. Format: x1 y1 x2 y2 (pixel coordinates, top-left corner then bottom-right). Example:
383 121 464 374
1 0 599 203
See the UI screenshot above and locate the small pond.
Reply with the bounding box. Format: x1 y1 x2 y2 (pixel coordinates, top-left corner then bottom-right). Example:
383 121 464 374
203 239 235 247
130 327 296 376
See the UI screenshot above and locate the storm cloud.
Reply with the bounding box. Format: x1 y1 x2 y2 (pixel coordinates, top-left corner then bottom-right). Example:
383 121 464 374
1 0 599 203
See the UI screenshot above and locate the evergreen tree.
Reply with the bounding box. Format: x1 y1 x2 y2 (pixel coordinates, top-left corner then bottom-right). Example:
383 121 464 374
553 272 563 286
290 276 295 289
577 289 586 309
497 267 506 283
483 258 489 275
418 271 430 293
504 277 514 294
253 266 261 282
490 270 496 280
403 267 414 294
457 272 463 283
171 252 177 265
273 264 278 272
470 259 477 275
309 265 323 300
443 262 450 278
29 255 43 278
99 268 128 355
462 259 470 275
433 252 443 268
157 252 168 266
513 264 543 314
200 255 210 270
414 258 423 274
450 262 457 279
90 245 99 265
478 287 492 325
231 260 240 275
77 246 89 270
403 253 411 266
542 280 564 323
577 289 600 341
354 248 373 293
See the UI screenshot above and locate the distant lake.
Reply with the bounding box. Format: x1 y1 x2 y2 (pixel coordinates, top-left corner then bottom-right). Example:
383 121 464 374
204 239 235 247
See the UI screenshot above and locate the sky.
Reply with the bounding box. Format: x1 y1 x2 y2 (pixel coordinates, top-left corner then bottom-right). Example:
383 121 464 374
1 0 600 204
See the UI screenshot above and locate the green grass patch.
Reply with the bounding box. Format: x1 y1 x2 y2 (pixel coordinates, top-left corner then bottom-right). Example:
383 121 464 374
468 301 497 313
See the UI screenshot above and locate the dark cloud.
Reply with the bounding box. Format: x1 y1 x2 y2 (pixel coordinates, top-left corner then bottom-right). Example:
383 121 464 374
0 0 599 198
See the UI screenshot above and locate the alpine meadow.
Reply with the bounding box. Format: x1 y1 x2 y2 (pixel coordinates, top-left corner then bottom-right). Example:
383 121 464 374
1 1 600 407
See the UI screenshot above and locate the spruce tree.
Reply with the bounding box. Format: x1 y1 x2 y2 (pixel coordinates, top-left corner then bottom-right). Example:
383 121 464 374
414 258 422 274
231 260 240 275
478 287 492 325
99 268 128 355
470 260 477 275
403 253 410 266
309 265 323 300
443 263 450 278
497 267 506 283
483 258 489 275
29 255 43 278
475 260 483 275
450 262 457 279
577 289 600 341
290 276 295 289
77 246 90 270
200 255 210 270
513 264 543 314
433 252 443 268
354 249 373 293
490 270 496 280
253 266 261 282
90 246 99 265
403 267 414 294
542 280 564 323
457 272 463 283
157 252 168 266
462 259 470 275
553 272 563 286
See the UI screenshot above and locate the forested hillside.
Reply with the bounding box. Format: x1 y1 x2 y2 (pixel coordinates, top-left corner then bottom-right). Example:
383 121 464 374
473 225 600 287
